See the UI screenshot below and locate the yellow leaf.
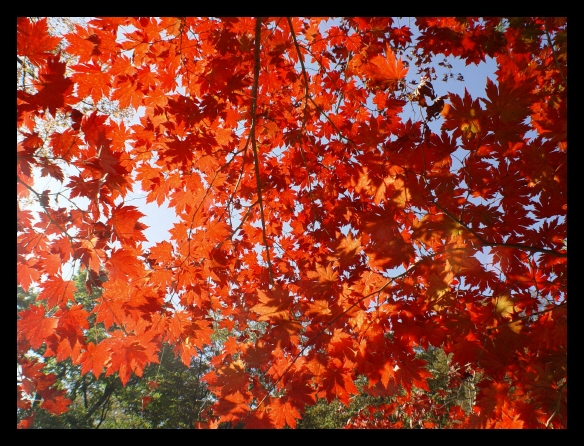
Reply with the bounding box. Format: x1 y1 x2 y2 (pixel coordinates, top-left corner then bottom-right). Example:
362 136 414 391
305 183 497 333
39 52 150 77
493 293 515 319
507 320 523 334
335 233 362 262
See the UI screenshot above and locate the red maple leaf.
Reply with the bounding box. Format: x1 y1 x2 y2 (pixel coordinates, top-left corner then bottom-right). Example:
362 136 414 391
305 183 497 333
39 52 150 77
64 23 102 64
269 398 302 429
107 205 148 248
18 305 58 350
104 332 160 385
30 54 75 116
37 274 77 308
17 18 61 67
70 62 112 103
363 44 409 91
251 286 295 322
39 387 72 415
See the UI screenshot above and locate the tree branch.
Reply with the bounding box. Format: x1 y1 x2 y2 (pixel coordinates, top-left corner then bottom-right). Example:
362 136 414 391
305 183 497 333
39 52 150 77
431 200 567 258
83 381 118 423
17 178 75 246
287 17 332 239
543 18 567 87
486 301 567 331
251 17 274 287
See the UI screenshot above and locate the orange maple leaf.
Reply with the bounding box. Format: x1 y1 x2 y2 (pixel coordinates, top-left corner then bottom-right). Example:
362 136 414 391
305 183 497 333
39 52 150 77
209 359 250 397
108 205 148 247
269 398 302 429
364 44 408 91
71 63 112 103
18 305 58 350
105 332 160 385
78 341 111 379
17 18 61 67
30 55 75 116
107 248 145 282
38 274 77 308
251 286 294 321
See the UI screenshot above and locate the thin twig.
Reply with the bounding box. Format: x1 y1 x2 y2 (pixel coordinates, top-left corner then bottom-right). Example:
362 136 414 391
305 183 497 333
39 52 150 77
17 178 75 245
485 301 567 331
543 18 567 87
431 200 567 258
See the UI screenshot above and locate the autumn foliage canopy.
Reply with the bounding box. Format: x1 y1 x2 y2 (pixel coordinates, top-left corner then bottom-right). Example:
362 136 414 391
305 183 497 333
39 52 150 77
17 17 567 428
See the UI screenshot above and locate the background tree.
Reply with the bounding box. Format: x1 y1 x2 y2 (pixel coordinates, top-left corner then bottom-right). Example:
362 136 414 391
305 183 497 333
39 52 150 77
17 17 567 429
17 272 214 428
298 346 481 429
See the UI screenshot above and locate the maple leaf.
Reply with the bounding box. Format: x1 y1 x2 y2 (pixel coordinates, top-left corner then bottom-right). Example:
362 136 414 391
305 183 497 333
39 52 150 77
442 89 484 141
306 299 333 318
305 262 339 296
50 129 82 160
493 293 516 320
78 342 111 379
493 409 525 429
477 381 511 419
17 18 61 67
147 240 175 265
269 398 302 429
481 76 535 125
37 274 77 308
391 25 413 47
318 357 359 405
214 390 253 425
362 209 415 270
335 232 362 264
379 359 397 389
17 416 35 430
17 257 41 292
363 44 408 91
105 332 160 385
108 205 148 247
251 286 294 321
393 357 432 395
112 74 144 109
39 387 72 415
70 63 112 103
53 304 90 362
108 248 146 282
18 305 58 350
63 24 103 63
39 161 64 183
74 236 103 273
209 359 250 397
30 54 75 116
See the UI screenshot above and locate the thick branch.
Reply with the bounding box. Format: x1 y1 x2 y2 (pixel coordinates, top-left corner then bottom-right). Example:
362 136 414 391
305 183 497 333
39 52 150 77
251 17 274 287
83 381 118 423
